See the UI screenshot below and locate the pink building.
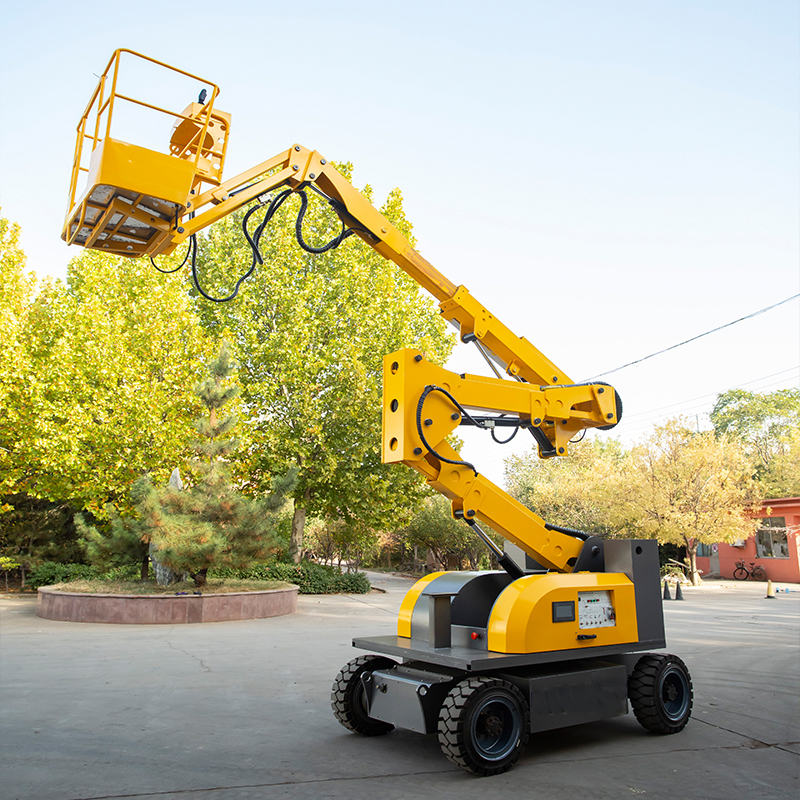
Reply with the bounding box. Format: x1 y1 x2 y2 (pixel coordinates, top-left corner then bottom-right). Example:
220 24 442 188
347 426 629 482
695 497 800 583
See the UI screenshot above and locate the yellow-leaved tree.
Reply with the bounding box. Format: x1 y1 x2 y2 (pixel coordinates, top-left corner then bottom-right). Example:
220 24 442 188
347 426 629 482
622 419 762 584
5 246 216 520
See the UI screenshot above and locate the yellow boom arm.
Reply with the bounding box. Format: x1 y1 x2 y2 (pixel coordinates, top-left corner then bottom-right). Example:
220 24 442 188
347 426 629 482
62 50 621 574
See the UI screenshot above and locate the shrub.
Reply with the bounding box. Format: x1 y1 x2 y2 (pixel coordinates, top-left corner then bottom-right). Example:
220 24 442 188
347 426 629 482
27 561 142 589
27 562 101 588
215 560 371 594
27 559 370 594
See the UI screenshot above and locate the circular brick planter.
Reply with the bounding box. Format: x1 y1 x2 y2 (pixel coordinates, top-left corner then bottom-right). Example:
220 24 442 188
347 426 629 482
36 585 298 624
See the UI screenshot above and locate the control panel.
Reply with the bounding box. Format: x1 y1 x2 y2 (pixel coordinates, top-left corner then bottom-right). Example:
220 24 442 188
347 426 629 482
578 590 616 629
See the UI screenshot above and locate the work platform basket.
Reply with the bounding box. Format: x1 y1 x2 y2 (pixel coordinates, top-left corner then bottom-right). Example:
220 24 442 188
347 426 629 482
62 49 230 258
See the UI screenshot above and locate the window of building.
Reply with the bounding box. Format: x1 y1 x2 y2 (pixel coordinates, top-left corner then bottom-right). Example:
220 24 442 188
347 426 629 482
756 517 789 559
696 543 713 557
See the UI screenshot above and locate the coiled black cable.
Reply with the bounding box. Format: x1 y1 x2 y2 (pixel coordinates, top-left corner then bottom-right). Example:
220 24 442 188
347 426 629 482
172 187 360 302
416 385 480 475
149 235 194 273
190 190 292 302
294 189 356 253
415 384 538 474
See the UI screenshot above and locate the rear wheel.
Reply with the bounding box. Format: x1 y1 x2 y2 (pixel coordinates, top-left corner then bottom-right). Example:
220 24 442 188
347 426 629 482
331 655 396 736
438 676 529 776
751 565 767 581
733 567 748 580
628 654 693 734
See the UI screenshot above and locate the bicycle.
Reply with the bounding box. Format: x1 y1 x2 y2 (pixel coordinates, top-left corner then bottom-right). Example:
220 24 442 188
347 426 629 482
733 560 767 581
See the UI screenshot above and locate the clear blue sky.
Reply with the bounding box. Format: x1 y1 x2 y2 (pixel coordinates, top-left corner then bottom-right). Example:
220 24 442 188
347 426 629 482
1 0 798 485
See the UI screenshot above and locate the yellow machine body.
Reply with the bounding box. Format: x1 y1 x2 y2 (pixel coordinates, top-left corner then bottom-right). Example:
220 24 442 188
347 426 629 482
487 572 638 653
64 53 693 777
398 570 640 656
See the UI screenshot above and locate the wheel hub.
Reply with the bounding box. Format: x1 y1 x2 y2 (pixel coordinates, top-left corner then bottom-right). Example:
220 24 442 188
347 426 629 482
479 713 504 737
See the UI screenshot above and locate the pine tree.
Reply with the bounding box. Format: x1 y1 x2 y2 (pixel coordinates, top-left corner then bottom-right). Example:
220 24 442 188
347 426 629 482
80 345 297 586
77 486 151 580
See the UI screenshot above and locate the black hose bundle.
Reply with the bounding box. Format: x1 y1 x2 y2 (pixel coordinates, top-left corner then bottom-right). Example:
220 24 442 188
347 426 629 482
150 186 357 303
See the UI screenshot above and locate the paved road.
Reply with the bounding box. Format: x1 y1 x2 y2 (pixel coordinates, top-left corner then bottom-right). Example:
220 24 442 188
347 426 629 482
1 575 798 800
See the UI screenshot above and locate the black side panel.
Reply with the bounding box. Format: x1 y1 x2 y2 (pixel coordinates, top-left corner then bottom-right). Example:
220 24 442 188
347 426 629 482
450 572 515 627
499 660 629 733
604 539 665 647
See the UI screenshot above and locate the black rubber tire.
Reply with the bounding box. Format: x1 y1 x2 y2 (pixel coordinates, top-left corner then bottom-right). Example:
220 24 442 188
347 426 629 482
331 655 396 736
751 566 767 582
438 676 529 776
628 654 693 734
733 567 748 581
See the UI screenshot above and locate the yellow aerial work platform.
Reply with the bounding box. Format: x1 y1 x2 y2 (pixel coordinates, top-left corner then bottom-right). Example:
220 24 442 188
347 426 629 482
62 49 229 257
61 50 693 778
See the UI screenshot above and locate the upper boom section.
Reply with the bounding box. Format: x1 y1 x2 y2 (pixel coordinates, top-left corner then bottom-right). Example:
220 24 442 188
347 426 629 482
61 51 582 392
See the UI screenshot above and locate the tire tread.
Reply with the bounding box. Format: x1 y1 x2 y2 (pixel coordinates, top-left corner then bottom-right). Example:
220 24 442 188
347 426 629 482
331 655 395 737
628 654 692 734
437 676 529 776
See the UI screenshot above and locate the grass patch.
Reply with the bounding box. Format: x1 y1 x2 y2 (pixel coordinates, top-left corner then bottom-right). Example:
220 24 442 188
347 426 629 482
47 578 294 595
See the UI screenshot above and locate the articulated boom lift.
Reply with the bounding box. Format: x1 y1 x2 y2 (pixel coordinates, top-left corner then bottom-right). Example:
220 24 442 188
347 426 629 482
63 50 693 776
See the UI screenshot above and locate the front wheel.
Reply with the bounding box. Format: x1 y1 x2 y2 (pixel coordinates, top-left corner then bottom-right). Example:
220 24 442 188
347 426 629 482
733 567 748 580
629 654 693 734
751 565 767 581
331 655 396 736
438 676 529 776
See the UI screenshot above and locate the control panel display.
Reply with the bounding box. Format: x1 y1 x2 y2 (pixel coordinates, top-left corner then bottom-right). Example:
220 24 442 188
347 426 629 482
578 590 616 628
552 601 576 623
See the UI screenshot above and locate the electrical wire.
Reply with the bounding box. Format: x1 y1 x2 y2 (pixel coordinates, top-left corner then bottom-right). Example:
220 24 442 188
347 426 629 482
415 384 538 474
416 385 480 474
149 234 195 273
172 186 361 303
616 367 800 435
585 294 800 381
622 367 800 424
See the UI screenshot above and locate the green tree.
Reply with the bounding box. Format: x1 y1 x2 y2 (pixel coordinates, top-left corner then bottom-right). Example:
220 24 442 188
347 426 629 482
505 438 628 537
81 346 297 586
303 517 380 573
0 213 37 500
0 496 78 577
190 168 455 562
710 388 800 497
0 555 20 591
76 482 152 579
623 419 761 584
5 249 215 517
403 494 494 571
760 429 800 498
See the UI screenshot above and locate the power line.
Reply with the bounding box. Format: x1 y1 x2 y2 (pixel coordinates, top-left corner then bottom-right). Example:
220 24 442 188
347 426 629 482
619 371 799 435
584 294 800 381
621 367 800 422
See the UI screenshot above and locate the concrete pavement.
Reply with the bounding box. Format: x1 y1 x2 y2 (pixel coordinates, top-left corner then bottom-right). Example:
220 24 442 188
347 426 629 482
0 574 798 800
